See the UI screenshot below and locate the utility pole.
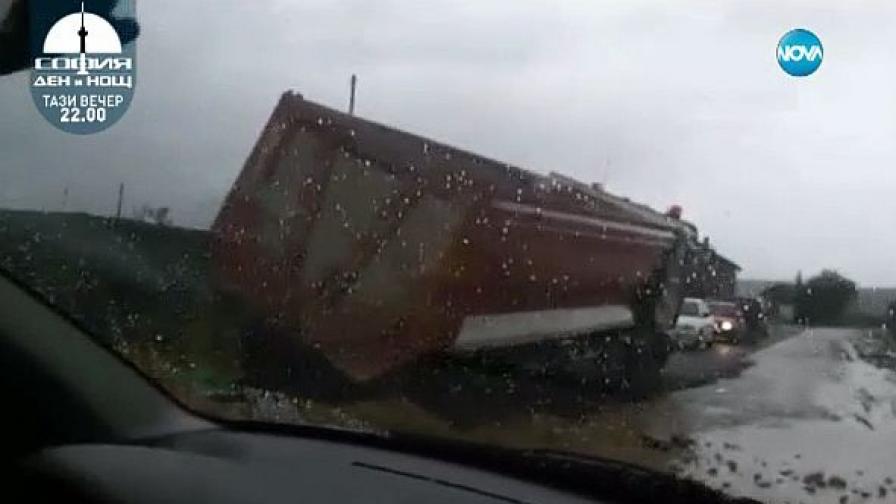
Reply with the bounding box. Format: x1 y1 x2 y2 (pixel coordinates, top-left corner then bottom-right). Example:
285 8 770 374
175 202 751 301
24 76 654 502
601 156 612 187
62 186 69 211
348 74 357 115
116 183 124 219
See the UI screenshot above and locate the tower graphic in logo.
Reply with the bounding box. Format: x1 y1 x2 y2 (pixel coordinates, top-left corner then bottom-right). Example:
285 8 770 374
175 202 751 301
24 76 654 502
77 3 89 74
29 0 137 135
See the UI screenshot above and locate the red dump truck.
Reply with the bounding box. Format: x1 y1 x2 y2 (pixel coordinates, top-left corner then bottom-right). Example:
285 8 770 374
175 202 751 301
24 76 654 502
211 91 692 394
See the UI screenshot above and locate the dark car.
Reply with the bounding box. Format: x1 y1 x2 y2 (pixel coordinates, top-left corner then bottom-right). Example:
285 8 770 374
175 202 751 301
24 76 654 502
707 301 745 343
736 297 770 340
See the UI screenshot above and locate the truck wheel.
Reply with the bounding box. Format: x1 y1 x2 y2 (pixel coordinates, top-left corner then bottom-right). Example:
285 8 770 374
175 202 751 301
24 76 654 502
649 331 673 367
239 320 361 401
376 355 526 426
621 335 664 399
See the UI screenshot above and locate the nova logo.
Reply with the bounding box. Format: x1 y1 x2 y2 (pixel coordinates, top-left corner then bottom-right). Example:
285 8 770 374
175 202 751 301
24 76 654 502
778 45 823 62
777 29 823 77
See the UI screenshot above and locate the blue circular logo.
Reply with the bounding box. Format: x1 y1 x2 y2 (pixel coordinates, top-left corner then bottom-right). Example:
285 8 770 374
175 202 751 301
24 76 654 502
777 29 823 77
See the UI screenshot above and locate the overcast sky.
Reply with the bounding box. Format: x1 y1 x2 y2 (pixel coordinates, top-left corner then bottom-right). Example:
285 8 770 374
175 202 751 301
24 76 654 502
2 0 896 285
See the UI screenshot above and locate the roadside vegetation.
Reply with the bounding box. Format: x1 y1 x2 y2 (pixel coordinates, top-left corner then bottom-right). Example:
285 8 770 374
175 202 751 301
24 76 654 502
764 270 891 328
0 209 244 403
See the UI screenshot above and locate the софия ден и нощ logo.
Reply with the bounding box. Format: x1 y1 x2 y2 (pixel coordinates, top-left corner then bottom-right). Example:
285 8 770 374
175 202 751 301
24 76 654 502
777 28 823 77
29 0 137 135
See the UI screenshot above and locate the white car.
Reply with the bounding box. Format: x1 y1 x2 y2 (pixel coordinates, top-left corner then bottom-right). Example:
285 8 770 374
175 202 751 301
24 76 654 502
671 297 716 349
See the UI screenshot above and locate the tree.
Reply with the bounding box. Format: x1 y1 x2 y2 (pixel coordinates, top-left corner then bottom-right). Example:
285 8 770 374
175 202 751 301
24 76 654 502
764 282 796 304
794 270 857 325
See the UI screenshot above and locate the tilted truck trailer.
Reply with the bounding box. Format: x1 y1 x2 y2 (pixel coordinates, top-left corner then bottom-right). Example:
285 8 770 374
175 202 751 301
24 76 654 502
211 91 693 396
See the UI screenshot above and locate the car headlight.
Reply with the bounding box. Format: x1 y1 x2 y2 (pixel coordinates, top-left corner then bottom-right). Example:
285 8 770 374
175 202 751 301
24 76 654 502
721 320 733 331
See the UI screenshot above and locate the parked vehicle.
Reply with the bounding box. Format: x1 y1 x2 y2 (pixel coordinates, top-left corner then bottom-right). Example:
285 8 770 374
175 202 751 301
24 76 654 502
707 300 745 343
735 296 769 339
671 297 716 349
211 92 693 394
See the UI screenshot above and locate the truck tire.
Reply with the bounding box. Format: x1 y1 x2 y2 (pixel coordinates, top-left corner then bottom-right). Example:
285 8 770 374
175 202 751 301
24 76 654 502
239 320 361 401
620 332 664 398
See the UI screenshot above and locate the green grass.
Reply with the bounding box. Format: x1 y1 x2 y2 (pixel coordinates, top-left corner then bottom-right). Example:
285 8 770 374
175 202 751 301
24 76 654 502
0 209 244 394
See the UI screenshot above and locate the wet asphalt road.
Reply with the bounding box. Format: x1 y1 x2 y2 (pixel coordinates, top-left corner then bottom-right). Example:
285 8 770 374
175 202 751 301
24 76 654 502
661 325 803 391
633 326 896 503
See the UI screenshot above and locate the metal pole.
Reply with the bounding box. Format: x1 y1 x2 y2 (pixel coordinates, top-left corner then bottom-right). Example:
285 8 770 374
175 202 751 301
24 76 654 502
349 74 357 115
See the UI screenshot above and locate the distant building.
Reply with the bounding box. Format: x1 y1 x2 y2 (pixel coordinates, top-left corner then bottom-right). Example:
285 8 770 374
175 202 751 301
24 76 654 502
682 238 741 300
736 279 779 298
710 253 740 299
758 282 796 320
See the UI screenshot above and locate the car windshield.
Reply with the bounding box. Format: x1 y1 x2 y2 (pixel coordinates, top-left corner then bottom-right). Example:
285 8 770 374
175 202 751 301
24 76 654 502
3 2 896 503
680 301 701 317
